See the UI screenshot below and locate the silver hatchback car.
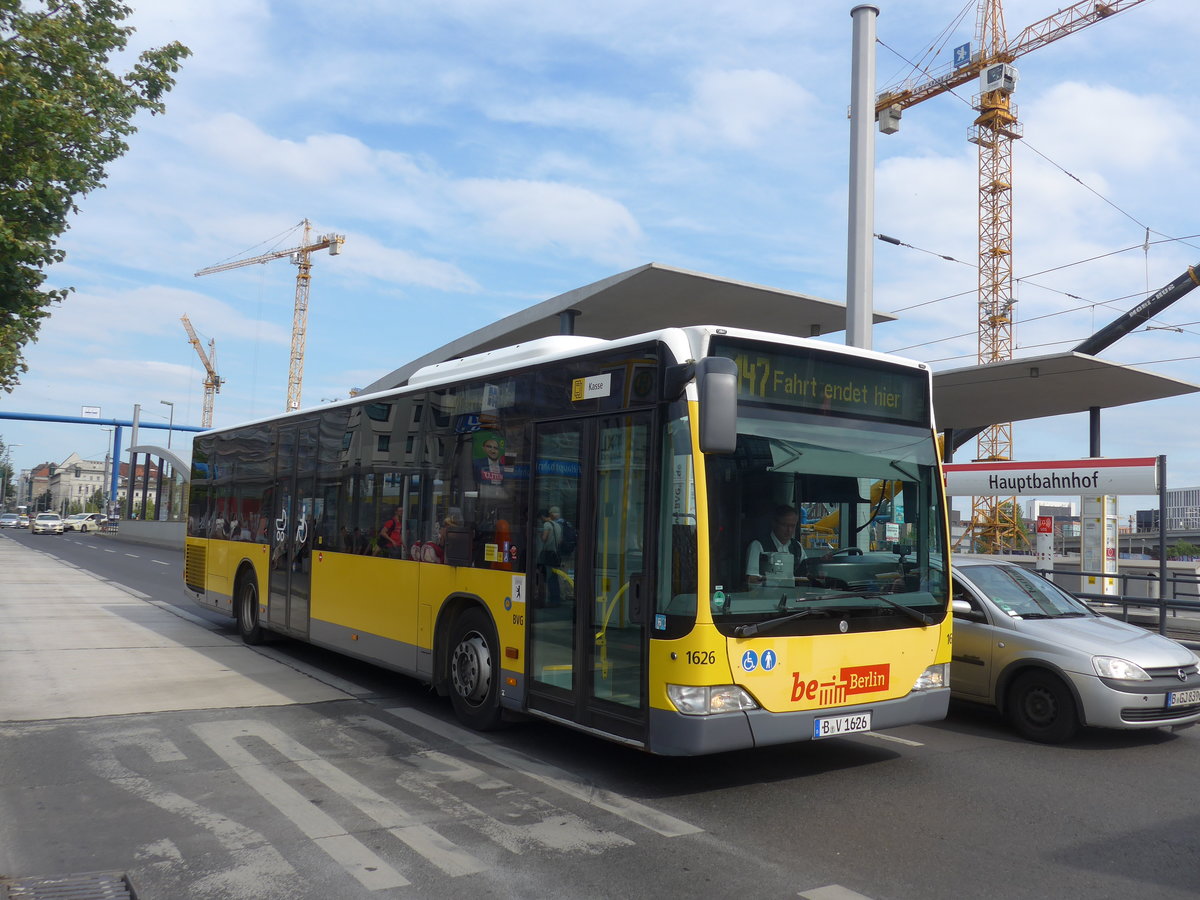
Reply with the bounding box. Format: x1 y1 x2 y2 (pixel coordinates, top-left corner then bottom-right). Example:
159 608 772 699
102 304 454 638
951 557 1200 742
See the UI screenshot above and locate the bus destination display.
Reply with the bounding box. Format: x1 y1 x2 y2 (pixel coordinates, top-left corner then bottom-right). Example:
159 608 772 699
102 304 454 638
710 339 929 425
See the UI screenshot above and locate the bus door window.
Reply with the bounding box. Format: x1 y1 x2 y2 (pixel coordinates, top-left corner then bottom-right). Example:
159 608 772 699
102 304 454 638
592 415 650 712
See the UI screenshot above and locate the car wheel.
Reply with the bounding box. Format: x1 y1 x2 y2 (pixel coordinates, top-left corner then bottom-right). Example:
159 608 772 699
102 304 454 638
236 574 265 645
1007 670 1079 743
447 606 502 731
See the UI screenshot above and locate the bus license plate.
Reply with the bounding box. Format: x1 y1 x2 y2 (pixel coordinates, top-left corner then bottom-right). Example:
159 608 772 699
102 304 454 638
813 712 872 739
1167 689 1200 707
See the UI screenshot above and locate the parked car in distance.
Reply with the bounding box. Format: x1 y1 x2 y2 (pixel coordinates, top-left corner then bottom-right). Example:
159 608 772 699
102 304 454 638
31 512 65 535
0 513 20 528
951 556 1200 742
64 512 106 532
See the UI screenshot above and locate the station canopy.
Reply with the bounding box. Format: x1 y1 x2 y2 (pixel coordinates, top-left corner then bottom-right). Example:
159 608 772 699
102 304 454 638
362 263 1198 436
932 351 1199 433
363 263 894 393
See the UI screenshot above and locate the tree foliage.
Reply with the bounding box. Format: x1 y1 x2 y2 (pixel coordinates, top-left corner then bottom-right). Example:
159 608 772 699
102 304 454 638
0 1 189 390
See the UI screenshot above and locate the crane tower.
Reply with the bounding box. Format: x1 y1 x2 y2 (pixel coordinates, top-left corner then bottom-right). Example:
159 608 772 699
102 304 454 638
180 314 223 428
195 219 345 411
875 0 1149 553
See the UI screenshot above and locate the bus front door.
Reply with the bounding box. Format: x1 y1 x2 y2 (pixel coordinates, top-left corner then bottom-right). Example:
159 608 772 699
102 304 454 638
528 413 653 745
267 423 316 638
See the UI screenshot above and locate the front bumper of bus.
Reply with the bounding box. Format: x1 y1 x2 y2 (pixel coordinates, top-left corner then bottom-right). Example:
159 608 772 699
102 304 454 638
646 687 950 756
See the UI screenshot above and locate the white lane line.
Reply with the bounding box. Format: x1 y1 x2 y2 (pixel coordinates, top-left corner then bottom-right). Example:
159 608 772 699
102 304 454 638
799 886 876 900
103 548 117 553
192 720 409 890
862 732 924 747
124 553 140 558
385 707 703 837
152 559 170 566
87 729 299 891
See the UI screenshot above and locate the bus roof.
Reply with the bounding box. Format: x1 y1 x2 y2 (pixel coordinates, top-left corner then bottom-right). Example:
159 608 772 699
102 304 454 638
363 263 895 393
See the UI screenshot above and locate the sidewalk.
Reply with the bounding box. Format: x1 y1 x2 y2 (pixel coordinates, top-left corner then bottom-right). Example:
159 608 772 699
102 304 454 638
0 537 349 722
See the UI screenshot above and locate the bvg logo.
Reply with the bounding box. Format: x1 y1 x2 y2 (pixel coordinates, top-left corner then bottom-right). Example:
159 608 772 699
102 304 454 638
791 663 891 704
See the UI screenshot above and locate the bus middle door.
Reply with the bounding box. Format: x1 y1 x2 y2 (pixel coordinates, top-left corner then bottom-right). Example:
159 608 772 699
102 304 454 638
527 413 653 745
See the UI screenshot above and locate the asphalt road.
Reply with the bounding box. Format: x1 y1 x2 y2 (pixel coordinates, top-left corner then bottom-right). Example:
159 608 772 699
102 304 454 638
2 527 1198 900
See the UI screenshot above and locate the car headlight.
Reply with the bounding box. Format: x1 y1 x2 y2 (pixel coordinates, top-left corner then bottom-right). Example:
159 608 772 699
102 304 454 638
666 684 759 715
912 663 949 691
1092 656 1151 681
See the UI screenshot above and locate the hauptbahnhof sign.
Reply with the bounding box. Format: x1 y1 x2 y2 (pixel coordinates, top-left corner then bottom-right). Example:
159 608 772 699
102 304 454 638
943 457 1159 496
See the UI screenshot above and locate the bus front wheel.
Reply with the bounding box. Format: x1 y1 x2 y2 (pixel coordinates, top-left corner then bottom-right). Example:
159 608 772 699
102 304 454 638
448 607 502 731
236 575 265 645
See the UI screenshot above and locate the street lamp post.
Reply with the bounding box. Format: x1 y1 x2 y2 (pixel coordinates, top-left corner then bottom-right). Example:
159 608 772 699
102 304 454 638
160 400 175 449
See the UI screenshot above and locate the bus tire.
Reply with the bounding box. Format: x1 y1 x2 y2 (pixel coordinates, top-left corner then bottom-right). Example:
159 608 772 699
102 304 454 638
447 606 502 731
1006 670 1078 743
236 573 266 646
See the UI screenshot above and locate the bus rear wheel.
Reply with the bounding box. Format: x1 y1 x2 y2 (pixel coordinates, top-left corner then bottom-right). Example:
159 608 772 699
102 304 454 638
448 607 502 731
236 575 265 645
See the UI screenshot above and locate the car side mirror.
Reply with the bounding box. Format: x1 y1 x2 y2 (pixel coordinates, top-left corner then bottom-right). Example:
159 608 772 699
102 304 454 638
952 598 985 621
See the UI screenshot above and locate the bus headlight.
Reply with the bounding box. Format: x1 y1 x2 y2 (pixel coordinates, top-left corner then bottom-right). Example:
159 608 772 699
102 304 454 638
667 684 759 715
912 663 949 691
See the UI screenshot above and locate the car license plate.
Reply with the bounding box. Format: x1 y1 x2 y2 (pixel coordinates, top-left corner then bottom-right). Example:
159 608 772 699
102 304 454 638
1167 688 1200 707
813 712 872 739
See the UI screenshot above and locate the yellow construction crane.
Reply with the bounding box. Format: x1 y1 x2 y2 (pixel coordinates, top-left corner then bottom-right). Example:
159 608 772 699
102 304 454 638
195 219 345 411
875 0 1149 553
180 314 223 428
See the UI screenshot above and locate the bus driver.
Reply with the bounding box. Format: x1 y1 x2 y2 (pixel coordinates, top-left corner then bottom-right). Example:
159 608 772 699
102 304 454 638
745 504 809 587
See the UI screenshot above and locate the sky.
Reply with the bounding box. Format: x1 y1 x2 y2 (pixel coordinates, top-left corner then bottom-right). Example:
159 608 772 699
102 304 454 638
3 0 1199 521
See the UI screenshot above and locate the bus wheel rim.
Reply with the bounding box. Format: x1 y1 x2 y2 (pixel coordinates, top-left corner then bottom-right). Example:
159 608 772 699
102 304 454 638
451 632 491 706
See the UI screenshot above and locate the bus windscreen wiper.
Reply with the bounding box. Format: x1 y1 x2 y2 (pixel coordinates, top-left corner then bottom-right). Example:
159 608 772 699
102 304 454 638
806 590 934 627
734 608 815 638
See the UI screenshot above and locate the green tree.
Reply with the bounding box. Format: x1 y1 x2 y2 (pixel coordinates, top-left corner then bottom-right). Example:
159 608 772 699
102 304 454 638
0 1 189 389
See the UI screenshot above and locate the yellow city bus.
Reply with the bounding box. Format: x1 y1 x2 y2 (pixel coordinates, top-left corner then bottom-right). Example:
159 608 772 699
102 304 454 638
184 325 951 754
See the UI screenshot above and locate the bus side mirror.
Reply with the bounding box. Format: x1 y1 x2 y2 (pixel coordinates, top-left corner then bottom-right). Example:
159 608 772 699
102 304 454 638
696 356 738 454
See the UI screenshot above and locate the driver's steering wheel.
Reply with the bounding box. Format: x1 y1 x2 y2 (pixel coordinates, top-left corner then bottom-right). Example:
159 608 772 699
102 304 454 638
828 547 863 557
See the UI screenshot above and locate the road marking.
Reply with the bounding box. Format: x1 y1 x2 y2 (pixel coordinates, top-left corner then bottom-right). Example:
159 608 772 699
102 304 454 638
103 548 116 553
152 559 170 566
862 732 924 747
192 721 410 890
385 707 703 837
124 553 140 559
195 720 492 884
86 727 300 894
344 714 632 855
800 886 876 900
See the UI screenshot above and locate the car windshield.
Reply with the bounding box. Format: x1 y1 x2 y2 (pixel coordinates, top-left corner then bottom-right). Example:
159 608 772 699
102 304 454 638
961 565 1094 619
700 411 949 636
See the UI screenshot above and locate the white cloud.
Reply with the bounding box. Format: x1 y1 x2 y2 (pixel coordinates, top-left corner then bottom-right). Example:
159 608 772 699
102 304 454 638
455 179 643 263
189 114 379 182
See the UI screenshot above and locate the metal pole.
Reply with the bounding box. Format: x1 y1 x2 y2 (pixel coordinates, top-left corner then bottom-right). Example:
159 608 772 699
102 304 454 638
127 405 140 520
1158 454 1167 635
846 4 879 350
161 400 174 449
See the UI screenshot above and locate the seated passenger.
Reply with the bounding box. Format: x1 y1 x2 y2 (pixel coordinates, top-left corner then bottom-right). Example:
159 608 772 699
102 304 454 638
745 504 809 587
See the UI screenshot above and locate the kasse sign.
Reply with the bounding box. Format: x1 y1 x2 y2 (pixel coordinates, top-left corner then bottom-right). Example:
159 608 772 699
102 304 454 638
943 457 1158 496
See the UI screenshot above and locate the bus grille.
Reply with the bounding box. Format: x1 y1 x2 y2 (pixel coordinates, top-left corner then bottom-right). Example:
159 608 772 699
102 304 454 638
184 544 207 593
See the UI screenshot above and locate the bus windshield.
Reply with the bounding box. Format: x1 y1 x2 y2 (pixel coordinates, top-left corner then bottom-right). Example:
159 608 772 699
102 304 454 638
704 410 949 635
